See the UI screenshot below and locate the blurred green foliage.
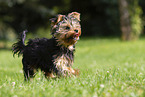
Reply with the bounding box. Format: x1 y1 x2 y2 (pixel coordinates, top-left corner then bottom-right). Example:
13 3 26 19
0 0 145 41
128 0 143 40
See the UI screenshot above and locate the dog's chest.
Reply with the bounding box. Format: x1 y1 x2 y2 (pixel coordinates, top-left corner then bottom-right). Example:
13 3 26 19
54 54 73 71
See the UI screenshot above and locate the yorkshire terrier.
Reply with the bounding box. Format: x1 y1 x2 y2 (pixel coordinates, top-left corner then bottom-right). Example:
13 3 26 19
12 12 81 81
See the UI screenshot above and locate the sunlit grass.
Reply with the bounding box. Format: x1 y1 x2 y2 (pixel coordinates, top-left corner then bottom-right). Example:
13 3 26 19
0 37 145 97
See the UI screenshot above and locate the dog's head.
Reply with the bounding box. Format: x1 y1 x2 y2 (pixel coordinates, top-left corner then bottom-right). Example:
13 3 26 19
50 12 81 47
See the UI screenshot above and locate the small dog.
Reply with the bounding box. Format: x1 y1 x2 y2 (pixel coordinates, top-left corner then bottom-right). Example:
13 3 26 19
12 12 81 81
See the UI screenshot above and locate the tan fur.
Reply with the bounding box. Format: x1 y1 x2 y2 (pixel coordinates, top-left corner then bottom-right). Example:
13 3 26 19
54 54 78 77
52 12 81 48
45 72 56 79
49 12 81 78
68 12 80 21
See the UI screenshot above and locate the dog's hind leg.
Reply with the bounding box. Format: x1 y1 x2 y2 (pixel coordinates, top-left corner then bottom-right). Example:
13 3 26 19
42 69 56 79
23 68 35 81
22 59 35 81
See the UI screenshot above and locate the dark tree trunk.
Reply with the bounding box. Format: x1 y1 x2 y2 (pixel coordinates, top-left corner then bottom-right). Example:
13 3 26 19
118 0 132 41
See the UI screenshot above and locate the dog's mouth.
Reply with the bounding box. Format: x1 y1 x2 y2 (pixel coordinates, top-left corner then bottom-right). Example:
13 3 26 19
56 33 80 46
67 33 80 40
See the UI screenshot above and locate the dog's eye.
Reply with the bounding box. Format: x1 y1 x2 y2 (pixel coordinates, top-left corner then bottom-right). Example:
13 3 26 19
65 26 70 30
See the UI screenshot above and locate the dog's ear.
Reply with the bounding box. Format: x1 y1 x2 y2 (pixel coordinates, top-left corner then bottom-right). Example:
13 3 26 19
50 18 57 27
50 15 65 27
56 15 65 23
68 12 80 21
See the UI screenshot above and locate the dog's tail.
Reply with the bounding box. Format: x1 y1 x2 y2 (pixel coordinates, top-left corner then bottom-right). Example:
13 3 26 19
12 30 27 57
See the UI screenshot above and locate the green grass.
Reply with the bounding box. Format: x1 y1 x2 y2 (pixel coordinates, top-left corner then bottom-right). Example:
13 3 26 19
0 37 145 97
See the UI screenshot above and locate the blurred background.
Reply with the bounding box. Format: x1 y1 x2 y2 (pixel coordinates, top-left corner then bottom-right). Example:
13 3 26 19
0 0 145 48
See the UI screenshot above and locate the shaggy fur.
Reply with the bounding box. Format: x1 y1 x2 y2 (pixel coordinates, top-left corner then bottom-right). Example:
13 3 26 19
12 12 81 81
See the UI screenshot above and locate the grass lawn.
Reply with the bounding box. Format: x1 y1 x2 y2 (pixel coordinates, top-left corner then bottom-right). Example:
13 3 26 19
0 37 145 97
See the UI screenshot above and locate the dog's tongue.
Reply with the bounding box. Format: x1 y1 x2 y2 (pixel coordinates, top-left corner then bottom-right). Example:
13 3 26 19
73 33 80 40
74 33 80 37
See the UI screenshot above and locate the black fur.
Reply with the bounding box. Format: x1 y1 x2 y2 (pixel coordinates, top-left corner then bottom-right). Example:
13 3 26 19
12 31 26 57
12 31 74 80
